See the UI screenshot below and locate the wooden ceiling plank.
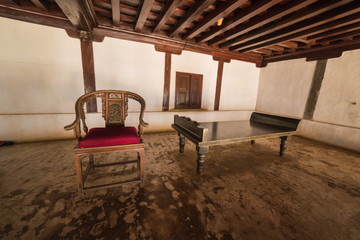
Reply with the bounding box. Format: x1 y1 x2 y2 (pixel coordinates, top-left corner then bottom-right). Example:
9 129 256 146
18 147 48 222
135 0 155 32
169 0 216 37
236 10 360 53
111 0 120 27
316 28 360 43
153 0 182 33
211 0 316 47
182 0 248 40
30 0 49 11
196 0 283 43
263 38 360 63
223 0 352 49
231 1 360 52
55 0 97 30
307 21 360 40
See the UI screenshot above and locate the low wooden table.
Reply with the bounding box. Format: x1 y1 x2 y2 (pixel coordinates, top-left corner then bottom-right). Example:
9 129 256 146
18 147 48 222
172 112 301 173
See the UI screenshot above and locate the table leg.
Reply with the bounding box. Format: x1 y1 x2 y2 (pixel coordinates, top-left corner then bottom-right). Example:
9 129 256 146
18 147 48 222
178 133 185 154
196 146 209 174
279 136 288 156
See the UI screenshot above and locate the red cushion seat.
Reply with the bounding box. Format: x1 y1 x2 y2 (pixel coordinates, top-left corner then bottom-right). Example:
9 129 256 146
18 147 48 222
79 127 140 148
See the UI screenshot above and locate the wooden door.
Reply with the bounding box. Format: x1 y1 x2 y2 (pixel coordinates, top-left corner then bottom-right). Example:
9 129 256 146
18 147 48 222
175 72 203 109
175 72 190 109
189 74 202 109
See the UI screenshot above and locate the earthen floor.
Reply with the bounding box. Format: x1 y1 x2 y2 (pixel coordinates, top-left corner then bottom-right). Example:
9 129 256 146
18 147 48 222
0 132 359 240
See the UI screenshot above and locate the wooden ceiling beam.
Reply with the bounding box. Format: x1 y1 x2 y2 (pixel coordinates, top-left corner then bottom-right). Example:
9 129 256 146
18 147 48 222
153 0 182 33
307 21 360 40
316 28 360 43
236 10 360 53
263 38 360 63
111 0 120 27
55 0 97 31
223 0 352 49
135 0 154 32
169 0 216 37
211 0 316 47
30 0 49 11
232 2 360 52
182 0 248 40
196 0 283 43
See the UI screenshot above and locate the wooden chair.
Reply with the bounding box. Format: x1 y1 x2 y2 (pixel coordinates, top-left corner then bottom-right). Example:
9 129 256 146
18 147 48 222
64 90 148 195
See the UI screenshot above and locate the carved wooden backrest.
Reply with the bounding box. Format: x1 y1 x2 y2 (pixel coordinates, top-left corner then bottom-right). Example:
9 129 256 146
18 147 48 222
102 92 127 127
65 90 147 141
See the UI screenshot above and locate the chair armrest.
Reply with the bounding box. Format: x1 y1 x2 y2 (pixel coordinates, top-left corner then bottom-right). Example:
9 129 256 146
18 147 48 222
64 119 82 140
140 120 149 127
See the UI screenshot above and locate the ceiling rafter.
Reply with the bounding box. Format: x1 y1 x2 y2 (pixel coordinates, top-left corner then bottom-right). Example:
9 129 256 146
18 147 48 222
111 0 120 27
307 21 360 40
221 0 351 49
168 0 216 37
135 0 154 32
153 0 182 33
30 0 49 11
1 0 360 65
316 28 360 43
209 0 317 46
263 38 360 63
55 0 97 31
196 0 283 43
235 7 360 53
182 0 248 40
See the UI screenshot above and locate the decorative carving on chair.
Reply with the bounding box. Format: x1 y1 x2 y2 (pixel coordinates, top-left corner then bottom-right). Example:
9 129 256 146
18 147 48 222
109 93 122 99
109 103 122 122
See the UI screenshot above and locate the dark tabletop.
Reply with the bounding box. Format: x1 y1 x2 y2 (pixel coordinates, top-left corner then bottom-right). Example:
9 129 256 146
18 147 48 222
199 120 296 142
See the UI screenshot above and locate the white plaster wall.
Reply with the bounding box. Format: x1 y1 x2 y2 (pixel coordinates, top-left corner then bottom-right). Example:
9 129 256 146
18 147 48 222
313 50 360 128
0 17 260 142
93 38 164 111
220 60 259 110
256 59 316 118
0 17 83 114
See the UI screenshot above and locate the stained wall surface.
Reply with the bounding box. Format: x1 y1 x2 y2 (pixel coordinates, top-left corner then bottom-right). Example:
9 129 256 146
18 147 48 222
256 52 360 152
0 17 260 142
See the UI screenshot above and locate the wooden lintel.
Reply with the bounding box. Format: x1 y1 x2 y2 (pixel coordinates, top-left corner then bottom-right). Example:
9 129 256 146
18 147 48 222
93 28 261 64
306 52 343 61
80 38 97 113
162 53 171 111
55 0 97 31
212 56 231 63
155 44 182 55
0 4 73 30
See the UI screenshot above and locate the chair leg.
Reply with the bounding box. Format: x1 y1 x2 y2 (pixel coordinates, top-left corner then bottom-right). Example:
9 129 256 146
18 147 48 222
138 148 145 188
89 154 95 173
137 152 140 170
74 154 84 196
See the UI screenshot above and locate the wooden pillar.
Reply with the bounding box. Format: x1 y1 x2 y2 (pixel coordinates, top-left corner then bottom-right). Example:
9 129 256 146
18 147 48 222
80 31 97 113
213 56 230 111
163 52 171 111
154 44 182 111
